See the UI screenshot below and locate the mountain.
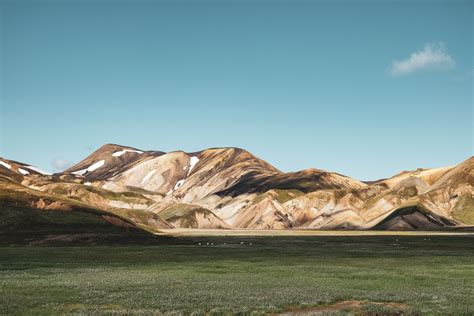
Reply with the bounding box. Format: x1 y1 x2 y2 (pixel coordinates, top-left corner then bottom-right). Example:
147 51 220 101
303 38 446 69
1 144 472 239
0 157 52 180
0 174 169 245
64 144 165 181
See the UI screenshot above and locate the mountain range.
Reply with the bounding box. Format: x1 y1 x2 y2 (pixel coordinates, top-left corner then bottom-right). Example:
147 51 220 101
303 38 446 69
1 144 473 239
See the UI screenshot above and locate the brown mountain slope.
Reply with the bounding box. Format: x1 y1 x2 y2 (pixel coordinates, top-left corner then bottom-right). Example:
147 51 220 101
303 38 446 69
150 203 229 229
0 180 143 235
413 157 474 223
216 168 366 197
1 157 50 181
99 147 281 201
64 144 165 181
2 145 472 232
372 205 458 230
369 165 454 189
0 178 171 239
428 157 473 191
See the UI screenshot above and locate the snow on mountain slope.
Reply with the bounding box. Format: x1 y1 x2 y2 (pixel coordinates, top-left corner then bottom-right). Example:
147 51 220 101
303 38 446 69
102 151 191 194
0 161 11 170
65 144 164 181
112 149 144 157
0 176 171 237
0 157 51 181
101 147 281 202
2 145 472 231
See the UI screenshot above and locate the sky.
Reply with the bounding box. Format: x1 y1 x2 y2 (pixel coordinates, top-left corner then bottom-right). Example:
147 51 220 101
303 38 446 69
0 0 472 180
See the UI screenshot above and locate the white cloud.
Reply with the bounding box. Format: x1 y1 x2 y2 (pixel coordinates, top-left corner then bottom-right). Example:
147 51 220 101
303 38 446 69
390 42 455 76
52 158 74 171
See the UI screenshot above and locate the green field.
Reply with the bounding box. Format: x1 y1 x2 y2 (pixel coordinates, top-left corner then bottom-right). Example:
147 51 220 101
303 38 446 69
1 236 473 315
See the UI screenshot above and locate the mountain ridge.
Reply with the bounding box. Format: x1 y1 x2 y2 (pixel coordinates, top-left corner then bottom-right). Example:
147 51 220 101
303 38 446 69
1 144 472 238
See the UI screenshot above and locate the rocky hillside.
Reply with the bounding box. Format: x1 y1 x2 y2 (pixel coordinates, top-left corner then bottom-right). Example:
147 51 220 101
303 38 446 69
1 144 472 234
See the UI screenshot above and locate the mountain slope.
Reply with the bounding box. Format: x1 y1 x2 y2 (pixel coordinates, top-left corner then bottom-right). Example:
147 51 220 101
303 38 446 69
0 176 171 242
0 180 148 238
2 145 472 233
1 157 51 181
65 144 165 181
216 168 366 197
372 205 458 230
152 203 229 229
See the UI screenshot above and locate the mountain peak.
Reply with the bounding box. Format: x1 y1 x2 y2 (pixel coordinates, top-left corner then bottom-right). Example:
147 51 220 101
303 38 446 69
63 144 164 180
1 146 472 232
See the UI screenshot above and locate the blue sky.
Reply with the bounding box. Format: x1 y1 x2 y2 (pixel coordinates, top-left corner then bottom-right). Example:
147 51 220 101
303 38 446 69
0 0 472 180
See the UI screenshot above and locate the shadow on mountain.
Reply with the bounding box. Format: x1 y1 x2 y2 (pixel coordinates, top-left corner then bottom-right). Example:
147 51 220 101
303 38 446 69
372 205 457 230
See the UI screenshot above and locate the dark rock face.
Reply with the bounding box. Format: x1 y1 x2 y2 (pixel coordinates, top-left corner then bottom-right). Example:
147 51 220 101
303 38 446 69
373 206 457 230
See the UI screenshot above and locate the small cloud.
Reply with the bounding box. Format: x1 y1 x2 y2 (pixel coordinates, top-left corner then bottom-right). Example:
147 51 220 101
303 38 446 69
390 42 455 76
51 158 74 171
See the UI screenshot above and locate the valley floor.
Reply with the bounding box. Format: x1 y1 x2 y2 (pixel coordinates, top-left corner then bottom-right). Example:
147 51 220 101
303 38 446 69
159 228 474 237
0 235 473 315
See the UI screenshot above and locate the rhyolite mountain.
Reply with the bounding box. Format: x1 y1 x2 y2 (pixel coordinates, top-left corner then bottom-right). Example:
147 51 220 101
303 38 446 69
1 144 473 237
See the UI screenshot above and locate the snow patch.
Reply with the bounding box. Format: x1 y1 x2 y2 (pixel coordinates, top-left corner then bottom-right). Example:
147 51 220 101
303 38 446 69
174 179 185 190
166 178 186 196
0 161 11 169
87 160 105 172
188 156 200 175
18 168 30 175
141 170 156 184
72 169 87 176
112 149 144 157
84 182 92 186
71 160 105 176
26 166 52 175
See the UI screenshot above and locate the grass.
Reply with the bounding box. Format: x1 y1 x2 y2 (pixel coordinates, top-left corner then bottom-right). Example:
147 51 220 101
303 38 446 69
0 186 129 235
453 194 474 224
0 235 473 314
0 182 162 235
44 183 154 206
0 205 122 234
252 189 304 205
159 204 212 227
159 228 474 236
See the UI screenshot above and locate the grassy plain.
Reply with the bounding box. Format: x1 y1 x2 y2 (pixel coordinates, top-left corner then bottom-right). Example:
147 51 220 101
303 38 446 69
1 235 473 314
